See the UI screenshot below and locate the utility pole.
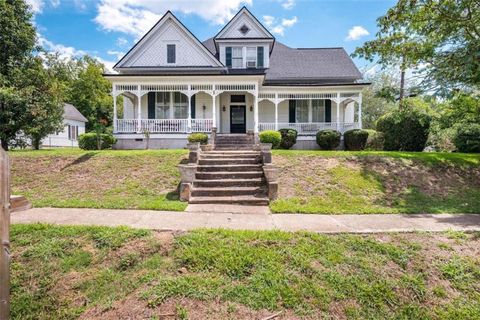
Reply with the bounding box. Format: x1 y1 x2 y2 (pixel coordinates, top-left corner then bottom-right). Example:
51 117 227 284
0 147 10 319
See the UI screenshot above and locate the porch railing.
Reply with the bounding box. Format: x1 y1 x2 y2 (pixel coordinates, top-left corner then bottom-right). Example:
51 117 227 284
258 122 360 135
115 119 213 133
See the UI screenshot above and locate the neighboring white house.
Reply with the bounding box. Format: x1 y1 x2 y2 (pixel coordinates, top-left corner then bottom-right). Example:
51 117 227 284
105 7 368 149
42 103 88 147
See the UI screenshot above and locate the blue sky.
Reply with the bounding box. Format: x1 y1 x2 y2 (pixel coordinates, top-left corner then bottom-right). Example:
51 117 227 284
29 0 396 71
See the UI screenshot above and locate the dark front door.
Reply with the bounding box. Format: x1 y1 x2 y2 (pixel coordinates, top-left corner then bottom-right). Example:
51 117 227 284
230 105 246 133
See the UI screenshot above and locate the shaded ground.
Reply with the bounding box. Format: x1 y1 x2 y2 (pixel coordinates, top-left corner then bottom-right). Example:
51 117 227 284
271 151 480 214
10 149 188 211
11 224 480 319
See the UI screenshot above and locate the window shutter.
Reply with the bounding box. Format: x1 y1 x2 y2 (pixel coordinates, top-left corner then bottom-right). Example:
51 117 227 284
167 44 175 63
325 99 332 123
148 92 156 119
257 47 264 68
191 94 196 119
226 47 232 67
289 100 296 123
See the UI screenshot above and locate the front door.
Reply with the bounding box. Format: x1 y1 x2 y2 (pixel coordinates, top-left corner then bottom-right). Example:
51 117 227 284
230 105 246 133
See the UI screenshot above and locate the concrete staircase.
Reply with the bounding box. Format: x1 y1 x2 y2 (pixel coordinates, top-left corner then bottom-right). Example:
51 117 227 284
189 134 269 205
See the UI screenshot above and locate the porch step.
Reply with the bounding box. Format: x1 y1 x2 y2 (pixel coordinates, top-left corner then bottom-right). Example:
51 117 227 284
201 152 260 159
189 195 269 205
198 158 259 165
214 144 255 150
196 171 264 180
193 178 264 188
197 164 263 172
191 186 266 197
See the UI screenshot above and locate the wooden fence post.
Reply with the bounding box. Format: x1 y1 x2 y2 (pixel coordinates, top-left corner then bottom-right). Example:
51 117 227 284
0 147 10 319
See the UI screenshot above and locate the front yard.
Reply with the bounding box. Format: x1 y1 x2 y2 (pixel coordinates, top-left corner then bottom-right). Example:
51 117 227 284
11 224 480 319
10 148 480 214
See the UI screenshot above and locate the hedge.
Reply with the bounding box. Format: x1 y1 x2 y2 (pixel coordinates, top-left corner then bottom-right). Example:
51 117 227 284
187 133 208 144
316 129 341 150
453 123 480 153
259 130 281 148
364 129 385 151
278 128 298 149
78 132 117 150
344 129 369 151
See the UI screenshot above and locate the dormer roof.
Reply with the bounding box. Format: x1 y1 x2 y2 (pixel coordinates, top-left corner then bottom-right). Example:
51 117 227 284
214 6 274 40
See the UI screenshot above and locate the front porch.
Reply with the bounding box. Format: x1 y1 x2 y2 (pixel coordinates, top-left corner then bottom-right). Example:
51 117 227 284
110 79 364 147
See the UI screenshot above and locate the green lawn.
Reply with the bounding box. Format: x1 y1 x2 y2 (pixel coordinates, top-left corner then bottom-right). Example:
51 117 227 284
271 150 480 214
11 224 480 319
10 148 188 211
10 148 480 214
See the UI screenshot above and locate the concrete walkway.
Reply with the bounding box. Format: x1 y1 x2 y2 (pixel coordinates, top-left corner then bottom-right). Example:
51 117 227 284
11 207 480 233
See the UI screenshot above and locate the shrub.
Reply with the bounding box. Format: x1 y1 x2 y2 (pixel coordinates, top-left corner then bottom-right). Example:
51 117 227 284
453 123 480 153
259 130 281 148
376 108 431 151
344 129 369 151
316 129 341 150
187 133 208 145
78 132 117 150
278 128 298 149
364 129 385 151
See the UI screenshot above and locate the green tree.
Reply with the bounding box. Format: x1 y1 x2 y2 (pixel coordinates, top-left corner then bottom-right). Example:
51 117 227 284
354 0 480 97
69 56 114 130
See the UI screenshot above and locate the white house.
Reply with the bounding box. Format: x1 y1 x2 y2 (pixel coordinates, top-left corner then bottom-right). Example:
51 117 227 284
105 7 367 149
42 103 87 147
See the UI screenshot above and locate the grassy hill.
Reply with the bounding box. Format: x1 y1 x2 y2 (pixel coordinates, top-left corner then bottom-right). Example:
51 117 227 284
10 148 480 214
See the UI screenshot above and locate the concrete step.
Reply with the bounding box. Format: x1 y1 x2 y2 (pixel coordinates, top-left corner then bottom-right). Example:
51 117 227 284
214 145 255 151
196 171 264 180
201 153 260 159
193 178 264 187
191 186 266 197
198 158 260 165
10 195 32 213
197 164 263 172
189 195 269 205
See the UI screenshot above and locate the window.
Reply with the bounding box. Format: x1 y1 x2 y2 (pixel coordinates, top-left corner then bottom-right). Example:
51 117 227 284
156 92 170 119
173 92 188 119
232 47 243 68
312 100 325 122
246 47 257 68
167 44 176 64
295 100 309 123
67 125 78 141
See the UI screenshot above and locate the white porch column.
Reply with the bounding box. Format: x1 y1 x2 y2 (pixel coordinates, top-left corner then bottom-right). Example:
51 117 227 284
336 93 340 131
358 92 363 129
136 87 142 133
187 85 192 133
212 86 217 129
112 91 117 133
274 94 279 131
254 92 259 133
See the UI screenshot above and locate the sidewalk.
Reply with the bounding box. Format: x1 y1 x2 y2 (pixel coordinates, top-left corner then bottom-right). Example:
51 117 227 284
11 207 480 233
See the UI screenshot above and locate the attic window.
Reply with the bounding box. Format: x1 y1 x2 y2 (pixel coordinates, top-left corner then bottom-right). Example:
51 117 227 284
239 24 250 35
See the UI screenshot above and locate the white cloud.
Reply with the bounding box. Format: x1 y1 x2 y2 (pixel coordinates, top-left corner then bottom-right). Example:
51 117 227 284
38 34 87 59
281 16 297 27
26 0 44 13
107 50 125 60
116 37 129 48
281 0 295 10
95 0 252 37
345 25 369 41
262 15 275 27
263 16 297 36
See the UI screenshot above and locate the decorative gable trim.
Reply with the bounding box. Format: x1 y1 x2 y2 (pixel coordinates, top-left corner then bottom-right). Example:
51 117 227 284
114 11 223 69
214 6 275 40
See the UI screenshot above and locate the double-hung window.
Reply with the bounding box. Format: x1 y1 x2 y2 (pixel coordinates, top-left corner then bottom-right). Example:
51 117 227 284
246 47 257 68
67 125 78 141
156 92 170 119
295 100 309 123
232 47 243 68
167 44 176 64
312 100 325 122
173 92 188 119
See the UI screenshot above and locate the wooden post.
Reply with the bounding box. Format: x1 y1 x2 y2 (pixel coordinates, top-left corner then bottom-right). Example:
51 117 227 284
0 147 10 319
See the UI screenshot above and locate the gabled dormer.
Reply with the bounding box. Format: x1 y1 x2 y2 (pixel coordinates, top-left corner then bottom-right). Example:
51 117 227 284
214 7 275 69
114 11 224 72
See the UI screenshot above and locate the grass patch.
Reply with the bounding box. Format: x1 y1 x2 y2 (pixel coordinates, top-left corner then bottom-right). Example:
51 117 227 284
10 148 188 211
11 225 480 319
272 151 480 214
